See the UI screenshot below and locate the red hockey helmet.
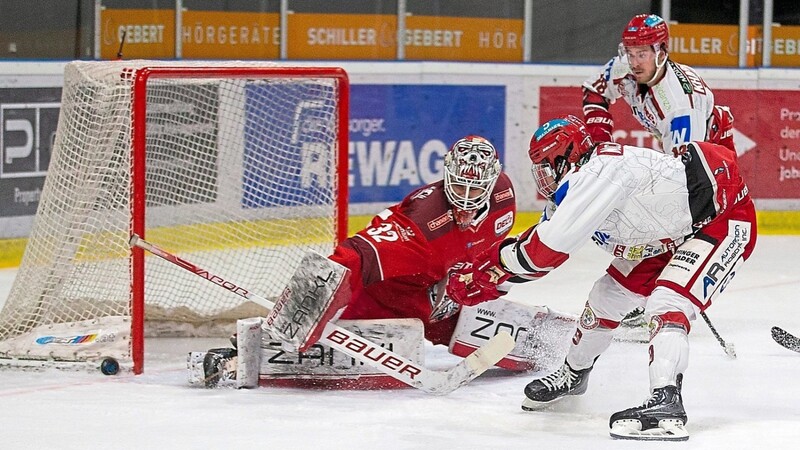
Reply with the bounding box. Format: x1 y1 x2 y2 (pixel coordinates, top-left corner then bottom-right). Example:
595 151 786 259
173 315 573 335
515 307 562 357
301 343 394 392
622 14 669 52
528 115 593 198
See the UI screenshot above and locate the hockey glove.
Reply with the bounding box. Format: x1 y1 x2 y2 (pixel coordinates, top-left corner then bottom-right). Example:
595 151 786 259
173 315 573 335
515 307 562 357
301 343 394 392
583 90 614 143
428 276 462 322
446 239 515 306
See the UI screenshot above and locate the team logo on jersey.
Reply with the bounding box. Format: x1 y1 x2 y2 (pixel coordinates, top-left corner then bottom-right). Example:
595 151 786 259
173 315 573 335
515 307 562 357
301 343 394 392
493 188 514 203
670 115 691 147
649 315 663 341
411 186 435 200
427 211 453 231
579 305 599 330
494 211 514 235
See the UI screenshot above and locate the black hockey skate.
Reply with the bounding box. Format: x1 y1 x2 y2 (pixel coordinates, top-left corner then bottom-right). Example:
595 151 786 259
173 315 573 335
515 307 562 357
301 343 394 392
521 360 593 411
609 374 688 441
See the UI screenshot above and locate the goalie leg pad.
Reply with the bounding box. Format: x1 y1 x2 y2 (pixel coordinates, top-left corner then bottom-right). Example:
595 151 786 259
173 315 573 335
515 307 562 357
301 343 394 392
258 319 425 390
448 298 576 372
264 252 351 353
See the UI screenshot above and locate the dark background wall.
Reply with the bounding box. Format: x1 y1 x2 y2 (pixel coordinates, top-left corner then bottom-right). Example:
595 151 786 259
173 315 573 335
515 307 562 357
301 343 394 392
0 0 797 61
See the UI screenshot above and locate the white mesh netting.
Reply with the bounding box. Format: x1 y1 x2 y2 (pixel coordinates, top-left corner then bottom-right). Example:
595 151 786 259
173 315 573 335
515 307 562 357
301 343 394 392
0 60 346 367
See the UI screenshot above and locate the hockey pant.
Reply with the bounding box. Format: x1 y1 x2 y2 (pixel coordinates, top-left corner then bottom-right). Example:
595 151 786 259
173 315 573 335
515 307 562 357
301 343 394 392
567 215 755 391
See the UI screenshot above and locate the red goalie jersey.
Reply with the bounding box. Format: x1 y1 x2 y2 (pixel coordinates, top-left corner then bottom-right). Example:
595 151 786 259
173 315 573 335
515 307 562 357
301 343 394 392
332 173 516 345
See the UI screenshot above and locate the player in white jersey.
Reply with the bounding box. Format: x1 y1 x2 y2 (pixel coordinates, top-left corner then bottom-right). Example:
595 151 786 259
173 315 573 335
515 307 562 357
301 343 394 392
584 13 736 331
583 14 735 156
445 115 757 441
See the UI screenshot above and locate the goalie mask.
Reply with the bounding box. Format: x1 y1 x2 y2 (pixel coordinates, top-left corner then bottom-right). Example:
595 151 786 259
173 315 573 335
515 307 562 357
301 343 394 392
528 115 593 199
444 135 501 229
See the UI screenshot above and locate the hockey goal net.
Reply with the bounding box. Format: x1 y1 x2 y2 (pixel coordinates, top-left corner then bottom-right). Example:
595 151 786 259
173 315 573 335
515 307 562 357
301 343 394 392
0 61 349 374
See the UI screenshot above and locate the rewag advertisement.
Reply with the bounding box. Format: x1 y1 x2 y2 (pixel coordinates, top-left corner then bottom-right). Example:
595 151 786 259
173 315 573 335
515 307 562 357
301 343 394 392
348 84 505 204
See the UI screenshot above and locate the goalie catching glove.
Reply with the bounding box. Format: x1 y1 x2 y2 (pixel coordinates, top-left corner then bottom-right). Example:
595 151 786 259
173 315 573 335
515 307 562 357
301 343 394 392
446 238 516 306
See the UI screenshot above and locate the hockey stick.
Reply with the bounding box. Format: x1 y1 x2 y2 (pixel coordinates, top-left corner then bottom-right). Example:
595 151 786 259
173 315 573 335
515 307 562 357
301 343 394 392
699 310 736 359
129 234 514 395
771 326 800 353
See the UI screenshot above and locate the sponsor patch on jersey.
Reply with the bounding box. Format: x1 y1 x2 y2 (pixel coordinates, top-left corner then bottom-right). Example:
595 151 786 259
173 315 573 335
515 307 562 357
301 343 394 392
494 211 514 236
669 61 693 95
579 305 599 330
493 188 514 203
670 115 691 147
427 211 452 231
683 66 706 95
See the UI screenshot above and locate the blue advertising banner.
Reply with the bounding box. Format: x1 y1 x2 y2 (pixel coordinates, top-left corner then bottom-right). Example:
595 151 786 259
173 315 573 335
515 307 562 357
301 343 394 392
349 84 505 204
242 82 338 208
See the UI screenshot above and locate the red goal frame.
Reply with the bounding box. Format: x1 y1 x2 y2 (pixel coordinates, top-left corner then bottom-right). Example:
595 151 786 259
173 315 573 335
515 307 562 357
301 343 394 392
129 67 349 373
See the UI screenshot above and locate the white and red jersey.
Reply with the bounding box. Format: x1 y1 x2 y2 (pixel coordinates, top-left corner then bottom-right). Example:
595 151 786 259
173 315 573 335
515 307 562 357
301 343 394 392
501 141 751 279
583 56 715 156
333 173 516 345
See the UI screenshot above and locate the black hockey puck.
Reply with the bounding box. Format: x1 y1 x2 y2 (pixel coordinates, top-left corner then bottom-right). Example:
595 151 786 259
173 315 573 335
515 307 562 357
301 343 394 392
100 357 120 375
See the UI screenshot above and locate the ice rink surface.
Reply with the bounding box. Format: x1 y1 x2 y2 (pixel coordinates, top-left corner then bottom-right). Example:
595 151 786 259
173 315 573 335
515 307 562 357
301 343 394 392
1 235 799 449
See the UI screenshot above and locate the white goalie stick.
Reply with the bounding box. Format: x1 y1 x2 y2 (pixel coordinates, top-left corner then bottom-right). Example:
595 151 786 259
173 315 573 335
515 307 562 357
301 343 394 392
129 234 514 395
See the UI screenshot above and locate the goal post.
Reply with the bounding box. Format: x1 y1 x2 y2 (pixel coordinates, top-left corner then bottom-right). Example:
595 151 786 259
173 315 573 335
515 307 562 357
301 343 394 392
0 61 349 374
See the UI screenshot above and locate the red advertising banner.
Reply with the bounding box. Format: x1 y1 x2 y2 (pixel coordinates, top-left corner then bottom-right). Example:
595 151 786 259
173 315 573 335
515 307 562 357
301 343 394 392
539 86 800 200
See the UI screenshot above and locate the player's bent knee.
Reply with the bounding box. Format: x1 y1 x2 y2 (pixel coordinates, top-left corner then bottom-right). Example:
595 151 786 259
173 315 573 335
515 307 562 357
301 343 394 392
649 311 691 339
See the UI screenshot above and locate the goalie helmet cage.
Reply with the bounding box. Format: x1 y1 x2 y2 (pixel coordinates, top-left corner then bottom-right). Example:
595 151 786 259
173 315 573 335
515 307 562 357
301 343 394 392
0 61 349 374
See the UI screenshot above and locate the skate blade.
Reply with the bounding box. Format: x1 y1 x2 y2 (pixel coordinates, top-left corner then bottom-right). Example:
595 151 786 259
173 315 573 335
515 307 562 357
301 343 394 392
610 419 689 441
521 396 563 411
